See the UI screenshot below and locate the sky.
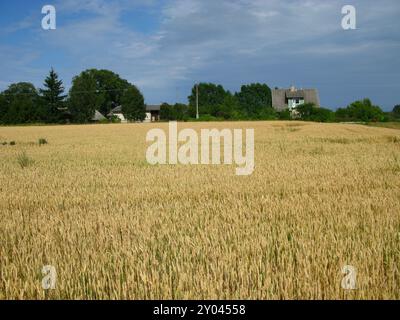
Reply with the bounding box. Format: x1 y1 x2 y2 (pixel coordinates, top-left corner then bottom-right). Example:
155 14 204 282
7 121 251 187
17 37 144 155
0 0 399 110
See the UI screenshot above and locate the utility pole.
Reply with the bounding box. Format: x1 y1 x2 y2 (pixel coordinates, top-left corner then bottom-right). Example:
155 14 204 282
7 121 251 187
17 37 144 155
196 83 199 120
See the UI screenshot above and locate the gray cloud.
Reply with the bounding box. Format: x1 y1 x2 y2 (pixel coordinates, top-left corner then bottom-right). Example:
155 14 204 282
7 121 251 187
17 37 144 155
1 0 399 109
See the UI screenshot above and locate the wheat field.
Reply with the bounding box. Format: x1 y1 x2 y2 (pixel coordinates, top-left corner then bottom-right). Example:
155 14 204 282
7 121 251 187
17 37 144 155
0 121 399 300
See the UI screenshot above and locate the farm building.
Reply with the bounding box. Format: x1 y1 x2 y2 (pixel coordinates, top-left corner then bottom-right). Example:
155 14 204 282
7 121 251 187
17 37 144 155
272 86 320 111
91 110 106 122
146 105 161 122
107 105 127 123
108 105 161 123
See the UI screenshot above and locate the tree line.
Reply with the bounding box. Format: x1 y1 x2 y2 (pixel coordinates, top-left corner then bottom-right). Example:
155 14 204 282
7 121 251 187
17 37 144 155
1 69 399 124
0 69 146 124
163 83 399 123
161 83 276 121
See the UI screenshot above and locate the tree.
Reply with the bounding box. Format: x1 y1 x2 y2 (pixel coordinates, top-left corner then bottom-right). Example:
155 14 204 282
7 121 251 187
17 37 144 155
121 86 146 122
160 103 172 121
174 103 189 121
160 103 189 121
235 83 273 118
67 69 132 123
84 69 131 116
335 98 384 122
0 93 6 124
188 83 228 117
392 105 400 119
0 83 40 124
67 69 141 123
39 68 66 123
216 94 243 119
68 72 99 123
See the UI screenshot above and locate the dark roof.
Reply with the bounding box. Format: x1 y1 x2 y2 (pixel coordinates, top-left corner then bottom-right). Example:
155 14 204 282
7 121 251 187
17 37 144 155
146 105 161 111
286 90 305 99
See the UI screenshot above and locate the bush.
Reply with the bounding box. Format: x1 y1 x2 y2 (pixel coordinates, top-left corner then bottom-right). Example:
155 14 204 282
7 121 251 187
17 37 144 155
195 115 222 122
38 138 48 145
111 116 121 123
256 107 277 120
9 141 16 146
296 104 335 122
277 109 292 120
311 108 336 122
98 119 110 124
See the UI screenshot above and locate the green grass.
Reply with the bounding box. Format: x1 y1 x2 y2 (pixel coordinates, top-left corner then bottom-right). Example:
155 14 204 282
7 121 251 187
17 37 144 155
16 151 34 169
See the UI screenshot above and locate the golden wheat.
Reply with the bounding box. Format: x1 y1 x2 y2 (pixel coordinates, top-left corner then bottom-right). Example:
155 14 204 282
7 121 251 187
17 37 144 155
0 121 399 300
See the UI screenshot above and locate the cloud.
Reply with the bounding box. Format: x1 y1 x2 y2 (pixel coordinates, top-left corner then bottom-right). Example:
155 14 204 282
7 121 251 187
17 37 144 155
1 0 399 109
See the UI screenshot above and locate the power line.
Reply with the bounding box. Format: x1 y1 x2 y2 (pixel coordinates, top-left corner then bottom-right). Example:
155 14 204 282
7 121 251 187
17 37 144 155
0 88 131 97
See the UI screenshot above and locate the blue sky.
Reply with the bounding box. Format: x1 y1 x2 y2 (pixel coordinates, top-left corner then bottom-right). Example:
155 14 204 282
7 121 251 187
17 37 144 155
0 0 399 110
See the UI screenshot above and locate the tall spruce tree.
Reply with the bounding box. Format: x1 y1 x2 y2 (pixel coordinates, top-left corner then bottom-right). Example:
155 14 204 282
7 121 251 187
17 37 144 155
40 68 66 123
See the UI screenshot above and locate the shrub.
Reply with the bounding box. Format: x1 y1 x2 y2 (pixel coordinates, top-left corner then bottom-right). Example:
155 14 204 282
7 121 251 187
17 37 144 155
296 104 335 122
198 114 222 122
277 109 292 120
256 107 277 120
38 138 48 146
98 119 110 124
9 141 16 146
110 115 121 123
